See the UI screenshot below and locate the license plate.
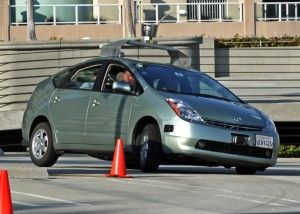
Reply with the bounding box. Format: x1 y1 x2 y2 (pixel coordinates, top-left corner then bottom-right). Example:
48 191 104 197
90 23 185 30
256 135 273 149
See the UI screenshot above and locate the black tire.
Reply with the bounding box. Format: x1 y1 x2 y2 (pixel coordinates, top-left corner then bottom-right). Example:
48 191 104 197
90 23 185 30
138 124 162 172
235 166 257 175
29 122 58 167
126 159 140 169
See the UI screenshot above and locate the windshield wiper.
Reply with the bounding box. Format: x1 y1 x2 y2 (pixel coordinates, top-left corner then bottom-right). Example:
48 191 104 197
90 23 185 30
192 93 233 102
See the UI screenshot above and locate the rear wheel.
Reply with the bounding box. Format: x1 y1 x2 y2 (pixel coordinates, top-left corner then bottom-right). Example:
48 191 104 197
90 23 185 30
29 122 58 167
138 124 162 172
235 166 257 175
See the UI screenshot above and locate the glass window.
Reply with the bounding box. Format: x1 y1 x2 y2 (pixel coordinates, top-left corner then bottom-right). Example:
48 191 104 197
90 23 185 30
65 65 101 90
53 69 73 88
187 0 226 21
102 64 137 94
138 64 241 103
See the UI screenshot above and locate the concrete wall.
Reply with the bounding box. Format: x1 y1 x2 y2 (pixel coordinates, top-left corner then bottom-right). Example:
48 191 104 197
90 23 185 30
139 22 245 38
0 0 9 41
9 24 123 41
0 38 299 130
7 21 300 41
256 22 300 38
0 41 98 130
214 47 300 122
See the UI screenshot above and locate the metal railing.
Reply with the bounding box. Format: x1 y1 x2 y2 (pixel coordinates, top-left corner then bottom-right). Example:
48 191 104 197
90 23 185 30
257 2 300 21
10 4 122 25
136 2 243 23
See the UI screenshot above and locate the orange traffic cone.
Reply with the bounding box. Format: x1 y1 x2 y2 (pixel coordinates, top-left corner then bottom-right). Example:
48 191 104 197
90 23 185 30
106 139 131 178
0 170 13 214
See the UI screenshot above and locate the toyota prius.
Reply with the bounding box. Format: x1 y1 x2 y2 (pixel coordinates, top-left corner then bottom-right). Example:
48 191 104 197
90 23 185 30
22 43 280 175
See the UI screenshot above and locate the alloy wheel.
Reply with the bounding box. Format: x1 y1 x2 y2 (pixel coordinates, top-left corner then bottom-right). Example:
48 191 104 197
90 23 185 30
32 128 48 159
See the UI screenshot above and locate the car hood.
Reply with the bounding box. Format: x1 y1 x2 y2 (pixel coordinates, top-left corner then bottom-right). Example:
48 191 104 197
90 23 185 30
160 92 266 128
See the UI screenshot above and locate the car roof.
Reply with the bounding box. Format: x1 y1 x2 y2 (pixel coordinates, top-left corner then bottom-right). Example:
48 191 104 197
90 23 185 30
76 56 186 71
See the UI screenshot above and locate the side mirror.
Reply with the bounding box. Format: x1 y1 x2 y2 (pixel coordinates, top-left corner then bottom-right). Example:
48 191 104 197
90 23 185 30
112 81 132 94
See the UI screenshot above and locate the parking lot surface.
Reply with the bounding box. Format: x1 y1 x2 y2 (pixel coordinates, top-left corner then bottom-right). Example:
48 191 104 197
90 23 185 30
0 152 299 214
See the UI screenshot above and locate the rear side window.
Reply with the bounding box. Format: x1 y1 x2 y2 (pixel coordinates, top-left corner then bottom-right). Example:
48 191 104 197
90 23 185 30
52 69 73 88
66 65 101 90
53 64 101 90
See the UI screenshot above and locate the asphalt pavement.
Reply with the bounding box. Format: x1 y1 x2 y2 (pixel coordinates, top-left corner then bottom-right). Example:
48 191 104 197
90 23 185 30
0 152 299 214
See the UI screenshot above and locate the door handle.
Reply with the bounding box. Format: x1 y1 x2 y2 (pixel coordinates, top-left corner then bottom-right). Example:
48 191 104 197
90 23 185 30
53 96 61 103
92 99 100 107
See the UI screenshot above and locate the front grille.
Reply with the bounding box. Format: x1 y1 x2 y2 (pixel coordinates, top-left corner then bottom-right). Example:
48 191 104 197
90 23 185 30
196 140 272 159
204 118 264 132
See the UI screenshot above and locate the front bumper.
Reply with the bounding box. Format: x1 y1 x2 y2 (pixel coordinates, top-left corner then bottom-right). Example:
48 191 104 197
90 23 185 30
162 119 280 168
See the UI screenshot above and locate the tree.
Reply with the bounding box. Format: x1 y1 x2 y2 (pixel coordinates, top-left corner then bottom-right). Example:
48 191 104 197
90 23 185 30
123 0 135 38
27 0 36 40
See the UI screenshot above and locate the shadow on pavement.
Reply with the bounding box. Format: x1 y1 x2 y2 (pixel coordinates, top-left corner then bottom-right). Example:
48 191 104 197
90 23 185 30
157 166 300 176
0 159 33 164
46 164 300 177
47 167 111 177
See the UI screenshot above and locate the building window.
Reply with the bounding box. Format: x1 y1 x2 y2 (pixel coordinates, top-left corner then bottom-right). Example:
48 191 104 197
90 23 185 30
258 0 300 21
187 0 227 21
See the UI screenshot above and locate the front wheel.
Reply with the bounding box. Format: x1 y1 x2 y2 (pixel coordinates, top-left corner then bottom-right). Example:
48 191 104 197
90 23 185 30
138 124 162 172
29 122 58 167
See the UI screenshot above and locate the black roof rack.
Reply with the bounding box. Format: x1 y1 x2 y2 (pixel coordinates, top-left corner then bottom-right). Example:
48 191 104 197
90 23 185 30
100 40 191 68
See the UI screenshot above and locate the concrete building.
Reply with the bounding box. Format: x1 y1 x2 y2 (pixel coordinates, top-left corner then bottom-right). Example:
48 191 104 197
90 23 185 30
1 0 300 41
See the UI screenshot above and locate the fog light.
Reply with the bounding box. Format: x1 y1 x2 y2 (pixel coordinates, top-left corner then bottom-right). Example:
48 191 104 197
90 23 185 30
265 150 271 158
196 141 206 149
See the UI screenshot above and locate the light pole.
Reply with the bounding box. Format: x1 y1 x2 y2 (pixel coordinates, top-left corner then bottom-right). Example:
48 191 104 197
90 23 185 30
142 9 187 43
26 0 36 40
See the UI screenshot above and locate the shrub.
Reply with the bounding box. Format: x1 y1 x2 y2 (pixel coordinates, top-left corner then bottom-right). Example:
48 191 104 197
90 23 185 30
216 35 300 48
279 145 300 158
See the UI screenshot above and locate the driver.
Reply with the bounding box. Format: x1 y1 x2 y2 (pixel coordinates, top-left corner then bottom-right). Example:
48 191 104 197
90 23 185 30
116 70 135 86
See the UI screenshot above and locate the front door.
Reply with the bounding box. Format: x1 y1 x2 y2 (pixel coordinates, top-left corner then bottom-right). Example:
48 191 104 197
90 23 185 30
84 63 136 151
85 93 132 151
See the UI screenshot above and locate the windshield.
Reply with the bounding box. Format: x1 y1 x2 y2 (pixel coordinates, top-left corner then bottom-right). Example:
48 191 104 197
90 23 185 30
138 64 241 103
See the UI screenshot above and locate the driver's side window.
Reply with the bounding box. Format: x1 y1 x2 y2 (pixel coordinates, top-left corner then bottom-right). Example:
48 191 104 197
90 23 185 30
102 64 129 93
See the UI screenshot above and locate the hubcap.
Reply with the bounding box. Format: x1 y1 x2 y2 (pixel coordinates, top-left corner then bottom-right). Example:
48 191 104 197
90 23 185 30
140 134 149 164
32 128 48 160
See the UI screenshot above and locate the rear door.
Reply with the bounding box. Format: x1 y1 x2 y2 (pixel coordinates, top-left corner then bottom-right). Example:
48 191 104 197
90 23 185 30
49 63 102 148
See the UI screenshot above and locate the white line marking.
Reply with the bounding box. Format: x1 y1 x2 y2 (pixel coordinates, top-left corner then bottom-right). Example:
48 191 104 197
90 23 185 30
107 178 183 191
107 178 297 207
215 194 286 207
13 201 39 207
12 191 89 206
137 178 300 204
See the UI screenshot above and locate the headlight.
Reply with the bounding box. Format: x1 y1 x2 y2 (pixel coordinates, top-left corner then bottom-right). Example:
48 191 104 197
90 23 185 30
265 116 276 130
166 98 204 123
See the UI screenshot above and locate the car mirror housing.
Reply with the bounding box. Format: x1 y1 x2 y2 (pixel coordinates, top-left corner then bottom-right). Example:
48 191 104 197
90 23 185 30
112 81 132 94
